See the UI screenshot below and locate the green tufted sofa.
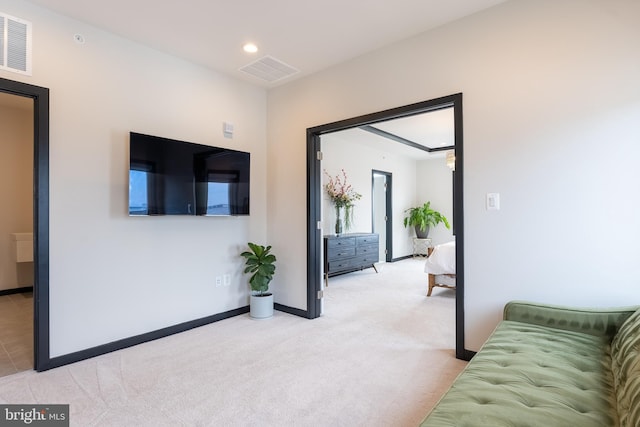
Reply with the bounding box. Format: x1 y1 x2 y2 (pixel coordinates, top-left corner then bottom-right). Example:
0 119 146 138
420 301 640 427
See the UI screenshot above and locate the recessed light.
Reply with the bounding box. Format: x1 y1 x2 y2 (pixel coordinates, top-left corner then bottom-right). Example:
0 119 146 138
243 43 258 53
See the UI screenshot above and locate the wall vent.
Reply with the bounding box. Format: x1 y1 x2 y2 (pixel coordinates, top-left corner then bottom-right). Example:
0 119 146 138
239 55 299 83
0 12 32 76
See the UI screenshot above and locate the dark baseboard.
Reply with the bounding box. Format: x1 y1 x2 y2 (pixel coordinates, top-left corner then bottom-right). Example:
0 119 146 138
391 255 414 262
275 303 309 318
0 286 33 296
462 349 476 361
41 306 250 372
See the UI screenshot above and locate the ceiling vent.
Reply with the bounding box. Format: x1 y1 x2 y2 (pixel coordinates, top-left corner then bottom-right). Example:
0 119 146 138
239 55 299 83
0 12 32 75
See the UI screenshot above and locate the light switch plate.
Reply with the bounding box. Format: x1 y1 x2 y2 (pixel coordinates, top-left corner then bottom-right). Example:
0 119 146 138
486 193 500 210
223 122 234 138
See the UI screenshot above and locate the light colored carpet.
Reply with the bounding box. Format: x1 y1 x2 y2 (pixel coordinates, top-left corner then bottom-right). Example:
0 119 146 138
0 258 466 426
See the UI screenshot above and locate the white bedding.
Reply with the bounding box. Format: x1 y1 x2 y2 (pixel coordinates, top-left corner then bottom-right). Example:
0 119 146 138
424 241 456 275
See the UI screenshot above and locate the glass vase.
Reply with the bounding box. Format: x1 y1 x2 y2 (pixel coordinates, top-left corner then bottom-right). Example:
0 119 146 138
335 206 343 235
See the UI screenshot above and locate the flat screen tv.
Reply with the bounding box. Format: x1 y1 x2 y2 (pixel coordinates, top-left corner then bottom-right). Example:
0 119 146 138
129 132 250 216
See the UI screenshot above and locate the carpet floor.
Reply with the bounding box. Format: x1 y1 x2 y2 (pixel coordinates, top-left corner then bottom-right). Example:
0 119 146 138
0 258 466 426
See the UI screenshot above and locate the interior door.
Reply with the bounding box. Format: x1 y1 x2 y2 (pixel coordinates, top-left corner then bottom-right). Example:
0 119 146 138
372 170 392 262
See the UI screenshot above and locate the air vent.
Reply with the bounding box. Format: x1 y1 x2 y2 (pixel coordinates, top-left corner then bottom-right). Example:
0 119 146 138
239 55 299 83
0 12 32 75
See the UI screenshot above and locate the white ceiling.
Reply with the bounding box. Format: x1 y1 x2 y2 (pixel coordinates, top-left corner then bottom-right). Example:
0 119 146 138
372 107 454 151
324 107 454 161
24 0 507 87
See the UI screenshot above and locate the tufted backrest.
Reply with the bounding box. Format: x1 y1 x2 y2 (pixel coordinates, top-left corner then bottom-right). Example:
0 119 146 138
610 308 640 426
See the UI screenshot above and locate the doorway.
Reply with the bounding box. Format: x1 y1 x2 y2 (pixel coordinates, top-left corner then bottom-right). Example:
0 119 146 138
0 92 33 376
372 170 392 262
0 77 50 371
307 93 470 360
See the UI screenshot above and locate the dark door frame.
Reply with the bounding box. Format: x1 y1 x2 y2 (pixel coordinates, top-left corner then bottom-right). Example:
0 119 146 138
0 77 50 371
371 170 392 262
307 93 471 360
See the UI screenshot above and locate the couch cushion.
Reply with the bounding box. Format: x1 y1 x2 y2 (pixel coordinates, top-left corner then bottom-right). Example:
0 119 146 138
611 308 640 427
421 320 618 427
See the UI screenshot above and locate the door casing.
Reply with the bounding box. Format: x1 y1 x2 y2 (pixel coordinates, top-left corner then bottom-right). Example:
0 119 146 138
0 77 50 371
306 93 471 360
372 170 392 262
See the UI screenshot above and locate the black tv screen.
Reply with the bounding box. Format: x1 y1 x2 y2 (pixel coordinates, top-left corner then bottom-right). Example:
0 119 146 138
129 132 250 216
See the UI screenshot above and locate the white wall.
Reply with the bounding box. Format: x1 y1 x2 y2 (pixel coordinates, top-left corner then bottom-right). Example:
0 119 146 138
321 131 417 258
267 0 640 350
416 157 454 246
320 133 454 258
3 0 638 358
0 95 33 291
0 0 267 357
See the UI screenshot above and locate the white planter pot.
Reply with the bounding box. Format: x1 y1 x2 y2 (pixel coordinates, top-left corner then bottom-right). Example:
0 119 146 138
250 293 274 319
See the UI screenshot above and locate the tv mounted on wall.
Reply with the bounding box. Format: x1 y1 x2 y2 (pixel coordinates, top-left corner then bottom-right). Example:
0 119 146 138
129 132 250 216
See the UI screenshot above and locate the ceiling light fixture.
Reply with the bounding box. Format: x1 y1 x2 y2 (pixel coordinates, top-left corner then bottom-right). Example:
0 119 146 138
243 43 258 53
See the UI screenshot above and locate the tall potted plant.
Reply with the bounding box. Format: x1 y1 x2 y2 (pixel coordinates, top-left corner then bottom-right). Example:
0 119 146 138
403 202 450 238
240 242 277 319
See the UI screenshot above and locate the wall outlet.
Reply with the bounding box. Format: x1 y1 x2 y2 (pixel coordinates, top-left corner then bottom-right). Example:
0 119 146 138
215 276 222 287
223 274 231 286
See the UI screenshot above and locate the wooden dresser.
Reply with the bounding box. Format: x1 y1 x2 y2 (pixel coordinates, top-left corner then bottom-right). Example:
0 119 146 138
323 233 379 286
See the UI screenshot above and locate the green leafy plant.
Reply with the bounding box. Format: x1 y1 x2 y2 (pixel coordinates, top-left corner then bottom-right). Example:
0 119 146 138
240 243 277 296
403 202 450 235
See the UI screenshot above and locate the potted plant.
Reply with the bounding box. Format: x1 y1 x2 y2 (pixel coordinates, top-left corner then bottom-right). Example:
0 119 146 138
240 242 277 319
403 202 450 238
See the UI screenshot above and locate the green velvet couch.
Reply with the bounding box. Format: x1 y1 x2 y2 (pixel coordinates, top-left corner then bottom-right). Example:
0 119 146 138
421 301 640 427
